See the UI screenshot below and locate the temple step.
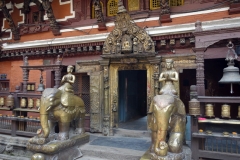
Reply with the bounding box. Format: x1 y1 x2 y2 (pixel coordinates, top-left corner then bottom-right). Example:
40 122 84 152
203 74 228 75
113 128 151 138
79 134 151 160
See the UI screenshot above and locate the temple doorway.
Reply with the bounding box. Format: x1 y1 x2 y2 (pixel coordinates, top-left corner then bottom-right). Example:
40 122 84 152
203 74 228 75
118 70 147 126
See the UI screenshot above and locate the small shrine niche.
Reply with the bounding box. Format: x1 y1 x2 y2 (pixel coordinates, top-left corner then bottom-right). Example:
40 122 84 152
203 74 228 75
102 0 155 55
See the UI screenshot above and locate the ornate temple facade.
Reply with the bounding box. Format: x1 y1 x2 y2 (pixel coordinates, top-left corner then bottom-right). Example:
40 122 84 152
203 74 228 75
0 0 240 159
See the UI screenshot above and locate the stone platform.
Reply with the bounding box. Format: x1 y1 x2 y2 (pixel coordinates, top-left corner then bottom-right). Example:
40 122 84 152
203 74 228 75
28 133 89 160
141 146 192 160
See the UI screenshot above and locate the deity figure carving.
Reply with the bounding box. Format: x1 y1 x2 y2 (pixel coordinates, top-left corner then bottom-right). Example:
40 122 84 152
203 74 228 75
133 38 138 54
93 0 104 23
148 59 186 160
160 0 170 15
121 34 132 53
159 59 178 97
116 40 122 54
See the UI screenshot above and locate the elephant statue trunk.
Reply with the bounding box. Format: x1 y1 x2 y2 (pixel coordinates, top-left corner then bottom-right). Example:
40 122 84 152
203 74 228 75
39 114 50 138
38 88 62 138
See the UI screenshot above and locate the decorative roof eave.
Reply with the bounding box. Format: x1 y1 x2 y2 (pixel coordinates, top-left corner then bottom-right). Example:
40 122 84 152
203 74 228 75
2 16 240 51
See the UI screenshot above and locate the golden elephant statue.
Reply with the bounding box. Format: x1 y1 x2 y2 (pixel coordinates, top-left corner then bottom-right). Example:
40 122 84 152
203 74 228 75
37 88 85 141
148 94 186 158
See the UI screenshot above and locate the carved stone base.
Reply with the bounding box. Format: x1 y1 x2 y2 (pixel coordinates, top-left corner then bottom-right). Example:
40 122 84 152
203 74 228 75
27 133 89 160
31 146 82 160
228 3 240 15
159 14 172 23
140 146 191 160
98 22 107 31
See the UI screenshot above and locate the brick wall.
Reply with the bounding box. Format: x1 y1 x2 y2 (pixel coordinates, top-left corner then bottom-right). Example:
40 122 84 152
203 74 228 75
0 59 46 92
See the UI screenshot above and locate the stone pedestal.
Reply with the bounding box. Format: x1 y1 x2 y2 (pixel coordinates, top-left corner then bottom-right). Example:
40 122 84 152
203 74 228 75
27 133 89 160
159 14 172 23
98 22 107 31
141 145 192 160
229 3 240 15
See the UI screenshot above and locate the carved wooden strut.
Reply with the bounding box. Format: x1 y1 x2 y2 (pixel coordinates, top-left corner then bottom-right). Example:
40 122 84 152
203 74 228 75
41 0 61 36
0 0 20 40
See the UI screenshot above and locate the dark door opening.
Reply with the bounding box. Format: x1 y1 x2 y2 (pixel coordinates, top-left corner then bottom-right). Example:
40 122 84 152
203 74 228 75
118 70 147 123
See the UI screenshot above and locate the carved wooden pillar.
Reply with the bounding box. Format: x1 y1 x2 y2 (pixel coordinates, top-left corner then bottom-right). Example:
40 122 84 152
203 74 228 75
102 0 107 17
54 69 61 88
145 0 150 10
195 48 205 96
89 71 103 132
22 56 29 93
140 0 144 10
22 68 29 93
100 60 110 136
148 56 161 96
86 0 91 19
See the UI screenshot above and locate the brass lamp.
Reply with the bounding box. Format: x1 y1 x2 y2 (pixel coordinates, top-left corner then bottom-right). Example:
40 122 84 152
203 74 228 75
219 41 240 94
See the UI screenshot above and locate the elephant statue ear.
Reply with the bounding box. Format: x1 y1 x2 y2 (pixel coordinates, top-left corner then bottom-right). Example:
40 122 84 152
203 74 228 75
46 96 54 111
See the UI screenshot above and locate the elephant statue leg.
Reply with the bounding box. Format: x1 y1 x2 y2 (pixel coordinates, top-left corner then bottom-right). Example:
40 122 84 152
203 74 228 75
48 120 56 135
74 113 85 134
58 122 70 140
168 114 186 154
150 131 157 152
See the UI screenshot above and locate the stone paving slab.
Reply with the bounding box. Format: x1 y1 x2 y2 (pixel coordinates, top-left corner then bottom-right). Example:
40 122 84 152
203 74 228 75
89 135 151 151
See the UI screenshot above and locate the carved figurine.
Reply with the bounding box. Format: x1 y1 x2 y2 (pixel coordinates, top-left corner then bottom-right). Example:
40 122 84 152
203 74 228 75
159 59 178 97
93 0 104 23
121 34 132 53
116 40 122 54
148 59 186 160
133 38 138 54
160 0 170 15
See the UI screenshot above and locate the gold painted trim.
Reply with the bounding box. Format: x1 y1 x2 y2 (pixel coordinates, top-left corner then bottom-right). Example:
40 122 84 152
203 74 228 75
107 0 118 16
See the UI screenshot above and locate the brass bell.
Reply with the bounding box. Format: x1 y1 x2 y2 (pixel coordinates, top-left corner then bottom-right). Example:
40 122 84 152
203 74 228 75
219 62 240 94
37 71 45 92
28 98 34 108
20 98 27 108
6 94 14 108
205 104 214 118
0 97 4 106
221 104 231 118
189 98 201 116
219 41 240 94
37 83 45 92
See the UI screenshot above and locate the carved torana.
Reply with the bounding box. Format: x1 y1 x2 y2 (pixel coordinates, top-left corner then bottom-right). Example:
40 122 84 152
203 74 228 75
103 0 155 55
